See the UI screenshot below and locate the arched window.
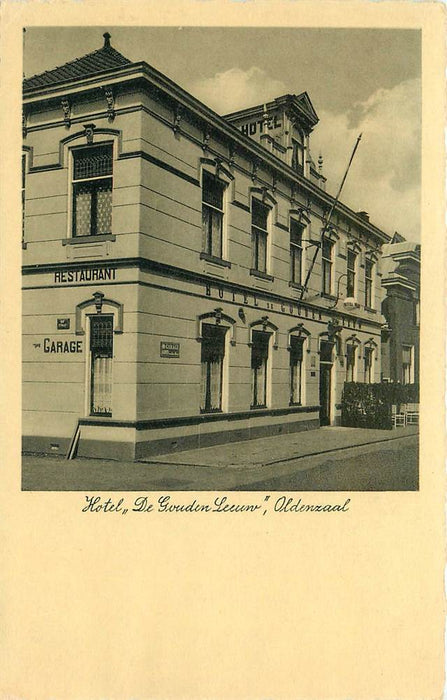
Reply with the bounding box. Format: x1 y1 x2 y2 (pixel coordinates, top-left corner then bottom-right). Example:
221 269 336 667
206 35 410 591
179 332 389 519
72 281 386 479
345 335 361 382
346 242 361 299
288 325 310 405
364 252 378 309
250 188 276 279
75 293 124 417
249 317 278 408
363 339 378 383
60 127 121 241
321 226 339 296
197 309 235 413
200 157 234 262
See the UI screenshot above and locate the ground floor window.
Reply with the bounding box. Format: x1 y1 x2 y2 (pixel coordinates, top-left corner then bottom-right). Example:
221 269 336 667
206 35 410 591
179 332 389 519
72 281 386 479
346 343 357 382
200 323 226 412
402 345 414 384
251 330 270 408
364 346 374 384
289 336 304 404
90 315 113 416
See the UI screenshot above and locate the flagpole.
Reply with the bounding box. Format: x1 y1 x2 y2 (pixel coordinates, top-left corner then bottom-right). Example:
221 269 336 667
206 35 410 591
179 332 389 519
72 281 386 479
299 133 362 300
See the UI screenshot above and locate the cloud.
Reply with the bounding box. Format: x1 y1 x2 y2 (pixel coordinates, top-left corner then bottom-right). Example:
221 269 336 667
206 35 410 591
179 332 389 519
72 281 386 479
191 66 288 114
311 78 421 241
192 68 421 241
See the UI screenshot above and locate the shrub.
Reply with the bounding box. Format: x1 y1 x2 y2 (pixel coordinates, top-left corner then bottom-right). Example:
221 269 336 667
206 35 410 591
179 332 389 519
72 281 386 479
341 383 419 430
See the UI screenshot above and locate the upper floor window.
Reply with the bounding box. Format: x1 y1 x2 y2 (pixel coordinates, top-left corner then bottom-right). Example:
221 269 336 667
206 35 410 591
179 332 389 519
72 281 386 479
364 258 374 308
72 144 113 237
347 249 357 298
202 171 225 259
290 219 304 286
251 199 270 274
322 238 334 295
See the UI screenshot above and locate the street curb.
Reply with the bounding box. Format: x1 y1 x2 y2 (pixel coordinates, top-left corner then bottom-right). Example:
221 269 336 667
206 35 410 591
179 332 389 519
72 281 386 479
264 432 418 467
138 431 418 470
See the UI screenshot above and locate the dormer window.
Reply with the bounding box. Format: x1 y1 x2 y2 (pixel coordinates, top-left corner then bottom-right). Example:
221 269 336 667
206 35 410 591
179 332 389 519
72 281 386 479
291 137 304 174
72 144 113 237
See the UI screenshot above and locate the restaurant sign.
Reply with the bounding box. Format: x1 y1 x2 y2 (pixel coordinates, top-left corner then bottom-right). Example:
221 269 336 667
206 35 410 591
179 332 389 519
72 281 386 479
54 266 117 283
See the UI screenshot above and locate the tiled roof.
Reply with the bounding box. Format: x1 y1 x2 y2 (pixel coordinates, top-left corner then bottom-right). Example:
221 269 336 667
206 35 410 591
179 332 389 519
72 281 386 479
23 34 132 91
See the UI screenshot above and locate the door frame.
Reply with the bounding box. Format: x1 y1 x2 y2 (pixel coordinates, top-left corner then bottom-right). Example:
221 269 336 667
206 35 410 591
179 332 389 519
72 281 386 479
319 338 335 426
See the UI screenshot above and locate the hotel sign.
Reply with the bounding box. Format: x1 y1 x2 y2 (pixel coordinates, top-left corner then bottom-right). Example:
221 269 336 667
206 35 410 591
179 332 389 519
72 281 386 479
205 282 363 330
160 341 180 358
240 114 282 137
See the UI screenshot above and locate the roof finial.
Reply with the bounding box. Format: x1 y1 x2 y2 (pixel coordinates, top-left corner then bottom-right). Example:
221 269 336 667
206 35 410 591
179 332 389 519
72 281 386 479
318 152 323 174
103 32 111 48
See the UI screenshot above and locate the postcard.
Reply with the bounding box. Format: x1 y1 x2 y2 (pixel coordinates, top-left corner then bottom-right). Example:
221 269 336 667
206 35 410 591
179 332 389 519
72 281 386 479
1 1 444 698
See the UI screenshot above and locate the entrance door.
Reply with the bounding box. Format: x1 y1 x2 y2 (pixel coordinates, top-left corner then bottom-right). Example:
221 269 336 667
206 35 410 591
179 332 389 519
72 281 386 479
90 315 113 416
319 341 334 426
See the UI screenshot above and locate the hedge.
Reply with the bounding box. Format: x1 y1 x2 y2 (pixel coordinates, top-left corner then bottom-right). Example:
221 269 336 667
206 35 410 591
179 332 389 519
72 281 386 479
341 382 419 430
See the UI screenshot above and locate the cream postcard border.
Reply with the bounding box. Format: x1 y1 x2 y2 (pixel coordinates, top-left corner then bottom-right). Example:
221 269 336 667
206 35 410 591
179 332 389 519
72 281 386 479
1 2 445 698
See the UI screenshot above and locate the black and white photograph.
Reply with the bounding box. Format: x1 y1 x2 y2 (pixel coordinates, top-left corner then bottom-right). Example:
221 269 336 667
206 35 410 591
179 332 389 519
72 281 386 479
3 3 445 698
21 26 421 492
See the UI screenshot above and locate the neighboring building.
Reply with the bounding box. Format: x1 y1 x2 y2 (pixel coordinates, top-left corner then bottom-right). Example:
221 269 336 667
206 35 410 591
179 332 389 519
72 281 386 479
381 233 420 384
22 34 390 460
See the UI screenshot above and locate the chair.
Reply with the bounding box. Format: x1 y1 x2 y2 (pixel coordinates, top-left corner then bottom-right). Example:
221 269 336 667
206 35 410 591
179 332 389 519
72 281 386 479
405 403 419 426
391 404 406 427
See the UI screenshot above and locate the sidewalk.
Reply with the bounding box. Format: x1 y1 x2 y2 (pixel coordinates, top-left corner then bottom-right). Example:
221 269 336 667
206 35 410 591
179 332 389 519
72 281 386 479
22 425 418 491
140 425 419 468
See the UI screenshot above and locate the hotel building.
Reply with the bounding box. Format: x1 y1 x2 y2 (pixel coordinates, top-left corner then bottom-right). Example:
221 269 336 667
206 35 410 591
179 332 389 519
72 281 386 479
22 34 390 459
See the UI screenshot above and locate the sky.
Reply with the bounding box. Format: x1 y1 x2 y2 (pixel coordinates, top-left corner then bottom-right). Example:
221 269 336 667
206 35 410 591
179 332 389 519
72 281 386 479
24 27 421 241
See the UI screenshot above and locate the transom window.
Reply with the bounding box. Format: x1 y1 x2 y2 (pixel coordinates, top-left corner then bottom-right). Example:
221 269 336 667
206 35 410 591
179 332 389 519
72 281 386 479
251 330 270 408
72 144 113 237
347 250 357 297
200 323 226 413
365 259 374 308
251 199 270 273
202 171 225 259
290 219 304 285
322 238 334 295
289 336 304 405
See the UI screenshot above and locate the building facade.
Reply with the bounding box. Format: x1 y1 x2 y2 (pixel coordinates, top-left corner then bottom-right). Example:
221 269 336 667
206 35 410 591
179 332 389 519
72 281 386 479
22 34 390 460
381 233 420 384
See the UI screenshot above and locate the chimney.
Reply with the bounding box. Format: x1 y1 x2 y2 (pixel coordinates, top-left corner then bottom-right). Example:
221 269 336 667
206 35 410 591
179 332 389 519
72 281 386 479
357 211 370 222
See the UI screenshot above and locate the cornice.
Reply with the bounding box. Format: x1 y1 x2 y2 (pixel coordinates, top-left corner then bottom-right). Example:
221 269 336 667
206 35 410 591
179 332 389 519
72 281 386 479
23 61 391 245
21 255 384 329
